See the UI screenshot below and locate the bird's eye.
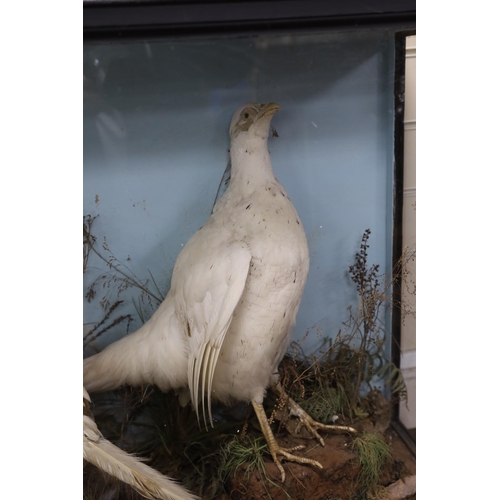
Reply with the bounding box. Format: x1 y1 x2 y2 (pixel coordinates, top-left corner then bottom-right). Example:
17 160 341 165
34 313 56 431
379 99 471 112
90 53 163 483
243 113 249 119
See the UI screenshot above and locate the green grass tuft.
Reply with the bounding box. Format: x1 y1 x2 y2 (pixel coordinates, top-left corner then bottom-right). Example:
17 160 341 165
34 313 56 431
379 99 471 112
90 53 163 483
351 432 392 498
219 435 291 499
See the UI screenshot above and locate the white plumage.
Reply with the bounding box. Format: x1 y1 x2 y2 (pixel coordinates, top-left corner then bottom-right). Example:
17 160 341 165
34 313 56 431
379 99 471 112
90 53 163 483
83 388 199 500
84 102 354 483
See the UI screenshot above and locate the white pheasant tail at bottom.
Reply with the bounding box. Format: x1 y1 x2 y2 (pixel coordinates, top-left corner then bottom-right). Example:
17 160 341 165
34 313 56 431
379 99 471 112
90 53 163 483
83 388 199 500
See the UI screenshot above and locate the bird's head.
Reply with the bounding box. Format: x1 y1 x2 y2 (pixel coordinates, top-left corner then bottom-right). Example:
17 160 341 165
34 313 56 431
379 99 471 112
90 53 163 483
229 102 281 141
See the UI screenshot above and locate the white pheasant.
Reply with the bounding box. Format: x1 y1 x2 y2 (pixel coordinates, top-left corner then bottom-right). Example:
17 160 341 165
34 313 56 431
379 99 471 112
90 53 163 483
84 102 355 483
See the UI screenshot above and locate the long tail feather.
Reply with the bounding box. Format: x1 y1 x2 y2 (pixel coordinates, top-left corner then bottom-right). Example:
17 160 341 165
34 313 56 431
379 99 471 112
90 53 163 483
83 297 188 394
83 388 199 500
83 330 147 393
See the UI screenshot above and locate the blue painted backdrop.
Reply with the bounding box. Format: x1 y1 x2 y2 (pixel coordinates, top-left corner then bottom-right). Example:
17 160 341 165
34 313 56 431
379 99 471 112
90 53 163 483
83 28 396 358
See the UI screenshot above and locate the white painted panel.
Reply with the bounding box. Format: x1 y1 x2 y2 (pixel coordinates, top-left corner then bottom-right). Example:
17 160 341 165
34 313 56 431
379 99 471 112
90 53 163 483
401 312 416 352
403 194 416 247
404 43 416 122
399 34 416 430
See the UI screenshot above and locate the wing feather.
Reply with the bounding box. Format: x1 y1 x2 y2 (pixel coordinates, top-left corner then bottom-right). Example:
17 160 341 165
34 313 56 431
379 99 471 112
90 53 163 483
173 239 251 427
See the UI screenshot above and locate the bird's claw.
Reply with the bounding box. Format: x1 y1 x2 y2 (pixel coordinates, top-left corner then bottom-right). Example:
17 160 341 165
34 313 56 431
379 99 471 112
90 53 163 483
253 401 325 482
268 443 323 482
287 397 357 444
252 395 357 483
294 416 357 445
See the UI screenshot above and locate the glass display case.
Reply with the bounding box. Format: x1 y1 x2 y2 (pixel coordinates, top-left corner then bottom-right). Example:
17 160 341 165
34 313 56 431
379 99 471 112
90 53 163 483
83 2 416 497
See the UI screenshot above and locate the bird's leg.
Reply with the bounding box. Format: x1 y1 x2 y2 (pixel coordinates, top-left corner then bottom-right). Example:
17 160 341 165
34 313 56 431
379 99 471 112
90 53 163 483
251 401 323 482
272 384 357 446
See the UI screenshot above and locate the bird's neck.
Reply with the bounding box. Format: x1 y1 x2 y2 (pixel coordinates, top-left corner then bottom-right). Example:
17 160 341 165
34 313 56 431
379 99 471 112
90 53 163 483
229 134 275 188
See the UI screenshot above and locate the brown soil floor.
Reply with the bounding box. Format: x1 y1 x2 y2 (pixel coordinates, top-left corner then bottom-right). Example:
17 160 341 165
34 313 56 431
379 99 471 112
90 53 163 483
224 424 416 500
84 388 416 500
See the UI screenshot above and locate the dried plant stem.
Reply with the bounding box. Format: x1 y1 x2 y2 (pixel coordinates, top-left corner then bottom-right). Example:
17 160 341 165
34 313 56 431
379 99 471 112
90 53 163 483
90 243 164 305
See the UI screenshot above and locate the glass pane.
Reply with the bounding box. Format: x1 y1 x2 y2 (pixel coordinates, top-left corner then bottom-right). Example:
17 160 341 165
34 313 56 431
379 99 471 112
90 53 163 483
84 28 397 361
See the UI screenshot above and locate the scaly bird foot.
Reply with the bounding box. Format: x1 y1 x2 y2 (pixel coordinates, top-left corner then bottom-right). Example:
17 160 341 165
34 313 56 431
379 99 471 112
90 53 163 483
252 401 324 482
285 395 357 446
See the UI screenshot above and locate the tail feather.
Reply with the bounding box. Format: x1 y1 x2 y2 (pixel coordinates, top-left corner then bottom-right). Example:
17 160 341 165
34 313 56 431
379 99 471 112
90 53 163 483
83 388 199 500
83 330 147 392
84 296 189 393
83 318 167 393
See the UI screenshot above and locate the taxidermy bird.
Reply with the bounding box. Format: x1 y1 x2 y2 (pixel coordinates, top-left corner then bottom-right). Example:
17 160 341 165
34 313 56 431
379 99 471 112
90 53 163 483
83 388 199 500
84 102 355 482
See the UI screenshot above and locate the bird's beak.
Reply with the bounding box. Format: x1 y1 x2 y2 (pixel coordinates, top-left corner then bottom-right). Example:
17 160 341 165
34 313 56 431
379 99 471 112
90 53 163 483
259 102 281 118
